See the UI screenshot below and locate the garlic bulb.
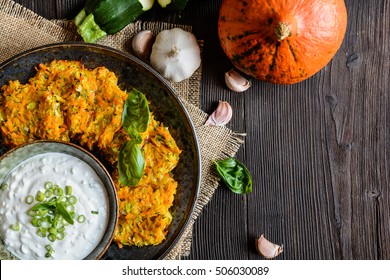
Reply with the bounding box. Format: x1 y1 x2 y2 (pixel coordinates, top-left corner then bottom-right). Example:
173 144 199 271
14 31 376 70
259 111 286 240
150 28 201 83
225 69 251 92
205 101 232 126
132 30 155 60
255 234 283 259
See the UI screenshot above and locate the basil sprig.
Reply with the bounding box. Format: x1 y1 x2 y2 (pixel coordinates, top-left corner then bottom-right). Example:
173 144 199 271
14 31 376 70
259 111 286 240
30 201 74 225
214 158 252 194
56 201 75 225
118 140 145 186
118 88 150 186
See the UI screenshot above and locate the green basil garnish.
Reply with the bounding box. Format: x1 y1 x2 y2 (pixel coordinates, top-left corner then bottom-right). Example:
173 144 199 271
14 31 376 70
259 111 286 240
118 87 150 186
118 140 145 186
214 157 252 194
30 201 56 212
30 200 74 225
56 202 74 225
122 87 150 144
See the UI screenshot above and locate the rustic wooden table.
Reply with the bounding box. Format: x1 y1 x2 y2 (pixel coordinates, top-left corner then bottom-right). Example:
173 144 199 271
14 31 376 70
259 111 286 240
11 0 390 260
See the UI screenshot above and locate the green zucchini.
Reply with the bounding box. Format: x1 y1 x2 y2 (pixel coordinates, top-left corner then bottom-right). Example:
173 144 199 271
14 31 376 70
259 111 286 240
74 0 155 43
157 0 189 11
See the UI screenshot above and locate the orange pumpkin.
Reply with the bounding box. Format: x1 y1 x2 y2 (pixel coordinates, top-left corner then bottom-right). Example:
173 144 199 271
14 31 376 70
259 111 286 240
218 0 348 84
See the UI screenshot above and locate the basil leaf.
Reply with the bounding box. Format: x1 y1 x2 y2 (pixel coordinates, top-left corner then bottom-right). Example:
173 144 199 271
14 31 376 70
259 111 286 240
30 202 56 212
122 88 150 143
214 158 252 194
118 140 145 186
30 201 74 224
56 202 74 225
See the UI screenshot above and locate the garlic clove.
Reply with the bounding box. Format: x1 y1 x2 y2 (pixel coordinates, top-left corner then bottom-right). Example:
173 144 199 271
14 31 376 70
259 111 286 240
132 30 155 60
205 100 232 126
255 234 283 259
225 69 251 92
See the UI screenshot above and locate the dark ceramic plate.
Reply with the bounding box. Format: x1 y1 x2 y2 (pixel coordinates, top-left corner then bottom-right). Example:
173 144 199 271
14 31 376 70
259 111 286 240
0 42 201 260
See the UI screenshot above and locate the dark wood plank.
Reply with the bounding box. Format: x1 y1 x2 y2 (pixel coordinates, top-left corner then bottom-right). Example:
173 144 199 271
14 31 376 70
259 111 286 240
331 0 390 259
10 0 57 18
183 0 249 260
55 0 85 19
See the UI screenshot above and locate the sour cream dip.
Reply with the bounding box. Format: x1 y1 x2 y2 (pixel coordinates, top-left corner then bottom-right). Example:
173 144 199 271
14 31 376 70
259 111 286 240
0 152 109 260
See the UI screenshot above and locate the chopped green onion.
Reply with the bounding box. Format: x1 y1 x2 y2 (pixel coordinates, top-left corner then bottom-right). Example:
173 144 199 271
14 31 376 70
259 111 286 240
68 195 77 205
48 233 56 242
27 102 36 110
27 209 36 217
56 232 65 240
31 217 41 227
52 220 60 229
48 227 57 235
25 195 34 204
91 210 99 215
53 213 61 222
35 190 45 202
44 189 53 198
10 222 20 231
0 183 8 191
57 226 65 233
77 214 86 223
65 185 72 195
53 187 63 196
36 209 49 216
44 181 53 189
65 205 75 215
45 244 54 258
27 182 81 253
125 203 132 213
40 220 51 229
41 216 51 223
36 229 46 238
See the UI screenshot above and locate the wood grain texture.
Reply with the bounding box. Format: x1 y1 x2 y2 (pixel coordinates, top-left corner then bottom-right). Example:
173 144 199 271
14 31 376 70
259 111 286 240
10 0 390 260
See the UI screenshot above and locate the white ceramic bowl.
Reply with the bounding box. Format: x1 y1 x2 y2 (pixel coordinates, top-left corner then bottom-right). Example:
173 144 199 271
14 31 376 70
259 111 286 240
0 140 118 260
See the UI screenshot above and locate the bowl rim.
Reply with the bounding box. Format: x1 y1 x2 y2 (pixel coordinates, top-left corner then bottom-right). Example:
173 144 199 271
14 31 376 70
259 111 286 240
0 139 119 260
0 42 202 260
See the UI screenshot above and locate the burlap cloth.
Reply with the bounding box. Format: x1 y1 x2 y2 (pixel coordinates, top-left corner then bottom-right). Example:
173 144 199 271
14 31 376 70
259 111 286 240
0 0 245 259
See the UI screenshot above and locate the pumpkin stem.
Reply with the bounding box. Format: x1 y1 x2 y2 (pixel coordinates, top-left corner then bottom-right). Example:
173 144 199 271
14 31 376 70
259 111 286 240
274 22 291 41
